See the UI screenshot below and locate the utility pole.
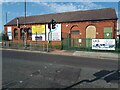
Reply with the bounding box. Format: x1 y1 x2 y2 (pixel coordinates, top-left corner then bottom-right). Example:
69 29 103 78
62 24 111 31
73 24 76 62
6 12 7 24
25 0 26 21
24 0 27 49
5 12 8 47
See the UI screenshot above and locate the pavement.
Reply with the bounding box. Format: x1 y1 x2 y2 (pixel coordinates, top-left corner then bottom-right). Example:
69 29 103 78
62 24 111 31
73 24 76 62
1 48 119 60
50 50 119 60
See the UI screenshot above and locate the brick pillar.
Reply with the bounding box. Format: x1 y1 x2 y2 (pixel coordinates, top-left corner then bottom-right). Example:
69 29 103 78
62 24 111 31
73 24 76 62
18 28 20 41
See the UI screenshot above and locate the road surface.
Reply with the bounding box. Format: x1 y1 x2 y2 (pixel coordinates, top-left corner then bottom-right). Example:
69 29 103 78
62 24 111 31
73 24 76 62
2 50 119 89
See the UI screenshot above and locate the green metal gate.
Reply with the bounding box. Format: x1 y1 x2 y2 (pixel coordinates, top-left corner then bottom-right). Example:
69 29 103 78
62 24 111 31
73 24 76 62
62 38 92 51
62 38 120 53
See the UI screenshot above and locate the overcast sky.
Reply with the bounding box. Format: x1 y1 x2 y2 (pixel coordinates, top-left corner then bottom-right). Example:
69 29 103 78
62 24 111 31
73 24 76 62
0 0 120 32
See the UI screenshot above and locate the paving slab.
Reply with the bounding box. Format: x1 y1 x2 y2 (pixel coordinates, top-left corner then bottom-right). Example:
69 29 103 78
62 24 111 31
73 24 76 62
73 51 118 60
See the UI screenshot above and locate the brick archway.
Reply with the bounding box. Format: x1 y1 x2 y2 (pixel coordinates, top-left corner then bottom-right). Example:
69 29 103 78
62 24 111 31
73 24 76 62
86 25 96 48
14 28 18 40
27 28 32 40
20 28 24 40
86 25 96 38
69 25 80 47
70 25 80 38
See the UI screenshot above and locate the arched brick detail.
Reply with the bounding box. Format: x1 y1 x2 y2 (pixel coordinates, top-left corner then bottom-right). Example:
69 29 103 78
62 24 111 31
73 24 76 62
70 25 81 38
86 25 96 38
14 28 18 40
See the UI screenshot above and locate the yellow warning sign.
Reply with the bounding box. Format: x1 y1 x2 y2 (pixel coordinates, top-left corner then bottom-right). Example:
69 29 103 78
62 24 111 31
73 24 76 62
32 25 45 34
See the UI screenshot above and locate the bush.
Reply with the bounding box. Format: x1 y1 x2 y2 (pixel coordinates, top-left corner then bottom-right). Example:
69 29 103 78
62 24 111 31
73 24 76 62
52 44 62 50
2 33 9 41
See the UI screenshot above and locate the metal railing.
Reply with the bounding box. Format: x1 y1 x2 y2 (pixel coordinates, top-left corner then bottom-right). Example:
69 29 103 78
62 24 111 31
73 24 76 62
1 41 62 52
62 38 120 53
1 38 120 53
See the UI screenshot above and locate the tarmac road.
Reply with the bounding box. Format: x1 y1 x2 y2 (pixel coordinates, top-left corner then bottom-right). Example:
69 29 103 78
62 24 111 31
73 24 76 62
2 50 119 89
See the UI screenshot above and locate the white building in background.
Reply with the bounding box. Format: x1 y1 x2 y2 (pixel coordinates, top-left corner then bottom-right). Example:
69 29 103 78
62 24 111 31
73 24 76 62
0 30 2 42
116 21 120 39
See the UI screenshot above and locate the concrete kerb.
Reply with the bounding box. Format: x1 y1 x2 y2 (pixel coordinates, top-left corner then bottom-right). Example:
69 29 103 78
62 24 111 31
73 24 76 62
1 48 119 60
73 51 118 60
1 48 47 54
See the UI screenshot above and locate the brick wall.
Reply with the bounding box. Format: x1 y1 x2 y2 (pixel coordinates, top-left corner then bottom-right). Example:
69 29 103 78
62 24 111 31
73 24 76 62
4 19 117 45
62 20 117 39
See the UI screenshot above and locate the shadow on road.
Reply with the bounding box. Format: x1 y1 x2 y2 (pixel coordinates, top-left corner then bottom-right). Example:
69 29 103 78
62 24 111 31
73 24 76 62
64 69 120 89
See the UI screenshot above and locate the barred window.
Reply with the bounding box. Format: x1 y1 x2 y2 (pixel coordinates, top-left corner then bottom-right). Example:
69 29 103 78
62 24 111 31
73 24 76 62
14 28 18 40
20 28 24 40
104 27 112 39
71 30 80 34
27 28 32 39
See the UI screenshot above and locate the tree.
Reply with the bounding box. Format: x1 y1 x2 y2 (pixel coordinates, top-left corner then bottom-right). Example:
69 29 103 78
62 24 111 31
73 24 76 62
2 33 9 41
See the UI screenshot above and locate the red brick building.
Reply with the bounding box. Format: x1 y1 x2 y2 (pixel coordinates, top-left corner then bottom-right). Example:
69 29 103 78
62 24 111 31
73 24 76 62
4 8 117 45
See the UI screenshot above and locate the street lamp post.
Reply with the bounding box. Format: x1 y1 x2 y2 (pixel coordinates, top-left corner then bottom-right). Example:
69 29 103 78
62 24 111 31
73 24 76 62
5 12 7 47
36 32 37 44
47 22 51 52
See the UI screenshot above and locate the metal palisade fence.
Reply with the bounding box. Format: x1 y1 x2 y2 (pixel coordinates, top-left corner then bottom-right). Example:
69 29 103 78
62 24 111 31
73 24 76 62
62 38 120 53
1 41 60 52
1 38 120 53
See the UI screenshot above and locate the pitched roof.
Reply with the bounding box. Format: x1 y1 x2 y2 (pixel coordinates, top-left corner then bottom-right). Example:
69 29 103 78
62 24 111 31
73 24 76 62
5 8 117 26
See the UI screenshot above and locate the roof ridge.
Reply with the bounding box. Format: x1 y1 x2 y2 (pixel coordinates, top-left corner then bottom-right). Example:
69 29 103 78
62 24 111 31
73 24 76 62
4 8 117 26
18 8 115 18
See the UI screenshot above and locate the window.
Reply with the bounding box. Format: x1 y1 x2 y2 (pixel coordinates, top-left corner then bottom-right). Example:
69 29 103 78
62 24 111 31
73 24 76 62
20 28 24 40
104 27 112 39
27 28 32 39
14 29 18 40
71 30 80 34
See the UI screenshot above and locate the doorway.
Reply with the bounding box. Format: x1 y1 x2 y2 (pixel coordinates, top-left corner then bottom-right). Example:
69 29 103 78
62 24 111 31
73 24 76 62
86 25 96 48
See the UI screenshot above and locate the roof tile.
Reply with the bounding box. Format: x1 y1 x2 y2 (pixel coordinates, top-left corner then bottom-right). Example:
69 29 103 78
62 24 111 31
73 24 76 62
5 8 117 26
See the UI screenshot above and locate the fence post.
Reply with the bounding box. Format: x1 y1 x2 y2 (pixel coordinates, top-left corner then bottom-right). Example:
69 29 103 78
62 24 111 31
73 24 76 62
17 42 19 49
30 42 31 50
4 41 6 48
8 41 10 48
67 38 69 50
47 41 49 52
116 38 119 53
43 43 45 51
